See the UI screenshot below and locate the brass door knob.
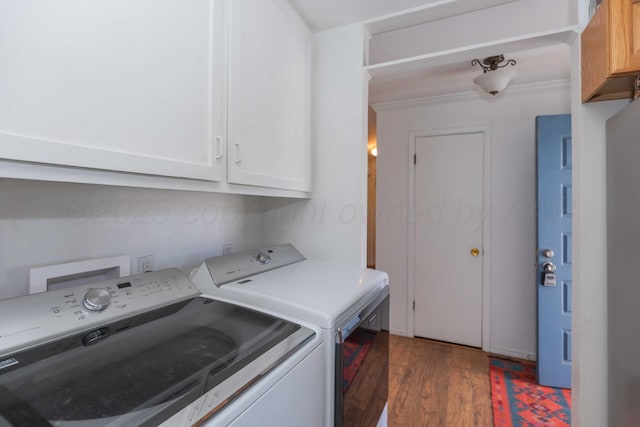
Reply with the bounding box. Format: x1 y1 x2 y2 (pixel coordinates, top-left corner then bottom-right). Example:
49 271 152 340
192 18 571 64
471 248 480 257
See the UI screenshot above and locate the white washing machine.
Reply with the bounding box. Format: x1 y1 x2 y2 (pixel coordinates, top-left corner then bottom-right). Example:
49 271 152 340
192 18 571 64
0 268 325 427
190 244 390 427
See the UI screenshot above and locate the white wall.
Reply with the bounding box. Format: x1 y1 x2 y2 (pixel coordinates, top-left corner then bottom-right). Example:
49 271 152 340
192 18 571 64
375 82 570 358
568 4 630 421
0 23 371 303
0 179 263 299
571 97 628 427
260 23 369 265
568 0 631 423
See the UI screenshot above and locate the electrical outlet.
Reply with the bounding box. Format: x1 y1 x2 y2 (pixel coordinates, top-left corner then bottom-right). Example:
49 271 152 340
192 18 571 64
138 255 154 273
223 243 232 255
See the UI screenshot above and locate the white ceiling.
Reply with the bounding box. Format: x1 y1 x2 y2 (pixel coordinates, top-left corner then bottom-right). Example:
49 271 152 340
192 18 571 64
369 44 571 104
286 0 572 103
286 0 441 32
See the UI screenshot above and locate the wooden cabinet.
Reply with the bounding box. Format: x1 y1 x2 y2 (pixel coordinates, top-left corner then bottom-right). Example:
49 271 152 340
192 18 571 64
0 0 311 194
582 0 640 102
227 0 311 192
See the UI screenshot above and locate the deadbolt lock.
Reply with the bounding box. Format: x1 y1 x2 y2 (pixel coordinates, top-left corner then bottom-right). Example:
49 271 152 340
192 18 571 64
471 248 480 257
541 249 555 258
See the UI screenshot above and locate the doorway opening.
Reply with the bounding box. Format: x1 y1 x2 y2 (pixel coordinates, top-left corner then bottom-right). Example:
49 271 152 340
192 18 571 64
367 106 378 269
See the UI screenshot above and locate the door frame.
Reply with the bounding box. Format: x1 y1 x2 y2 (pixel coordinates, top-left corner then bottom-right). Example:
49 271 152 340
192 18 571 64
407 126 492 351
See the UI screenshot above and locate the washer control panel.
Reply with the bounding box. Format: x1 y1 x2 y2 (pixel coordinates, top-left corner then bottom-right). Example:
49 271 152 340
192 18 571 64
0 268 199 356
205 243 305 286
83 288 112 311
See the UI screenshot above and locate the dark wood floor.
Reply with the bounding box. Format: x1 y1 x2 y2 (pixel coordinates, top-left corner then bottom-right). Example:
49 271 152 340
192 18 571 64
389 335 493 427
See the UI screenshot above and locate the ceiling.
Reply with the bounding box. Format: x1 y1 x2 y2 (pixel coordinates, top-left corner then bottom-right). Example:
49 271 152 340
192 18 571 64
369 44 571 104
286 0 441 32
286 0 572 103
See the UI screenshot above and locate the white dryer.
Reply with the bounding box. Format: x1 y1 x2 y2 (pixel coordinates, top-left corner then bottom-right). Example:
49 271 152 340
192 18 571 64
190 244 390 427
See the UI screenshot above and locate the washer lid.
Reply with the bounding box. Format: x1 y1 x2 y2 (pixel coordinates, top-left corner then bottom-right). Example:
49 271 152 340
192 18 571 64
192 259 389 329
0 297 314 427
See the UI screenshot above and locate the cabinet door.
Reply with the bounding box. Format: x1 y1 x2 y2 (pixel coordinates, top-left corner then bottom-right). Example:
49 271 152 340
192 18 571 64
0 0 226 181
227 0 311 192
609 0 640 74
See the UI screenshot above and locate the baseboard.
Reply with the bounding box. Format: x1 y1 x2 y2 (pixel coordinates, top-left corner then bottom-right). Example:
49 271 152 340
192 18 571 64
389 328 409 337
490 346 536 361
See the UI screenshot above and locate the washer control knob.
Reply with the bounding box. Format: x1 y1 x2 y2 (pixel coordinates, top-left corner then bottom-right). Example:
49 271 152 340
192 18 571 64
83 288 112 311
256 251 271 265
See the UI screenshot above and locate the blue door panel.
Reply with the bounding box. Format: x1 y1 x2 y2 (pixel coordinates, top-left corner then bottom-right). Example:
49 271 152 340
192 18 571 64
536 114 572 389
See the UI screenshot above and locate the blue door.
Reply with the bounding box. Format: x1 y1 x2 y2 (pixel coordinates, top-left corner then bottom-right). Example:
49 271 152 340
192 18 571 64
536 114 572 389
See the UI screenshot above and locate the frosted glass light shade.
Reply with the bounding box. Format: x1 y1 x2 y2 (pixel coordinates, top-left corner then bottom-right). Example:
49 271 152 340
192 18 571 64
473 69 516 96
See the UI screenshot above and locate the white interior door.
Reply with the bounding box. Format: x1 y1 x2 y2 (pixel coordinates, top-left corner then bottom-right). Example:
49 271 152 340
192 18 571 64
413 132 484 347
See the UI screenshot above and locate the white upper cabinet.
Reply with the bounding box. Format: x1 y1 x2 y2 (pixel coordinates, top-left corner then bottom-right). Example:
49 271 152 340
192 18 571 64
227 0 311 192
0 0 227 182
0 0 311 195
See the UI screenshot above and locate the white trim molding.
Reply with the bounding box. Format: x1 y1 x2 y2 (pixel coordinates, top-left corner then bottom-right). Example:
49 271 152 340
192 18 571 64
372 79 571 113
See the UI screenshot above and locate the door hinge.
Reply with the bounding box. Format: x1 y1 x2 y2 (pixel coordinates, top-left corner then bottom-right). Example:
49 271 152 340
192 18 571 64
414 154 416 165
413 300 416 311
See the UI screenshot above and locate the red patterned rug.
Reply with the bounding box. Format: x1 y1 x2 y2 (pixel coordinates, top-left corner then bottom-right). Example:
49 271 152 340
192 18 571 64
342 330 375 392
490 357 571 427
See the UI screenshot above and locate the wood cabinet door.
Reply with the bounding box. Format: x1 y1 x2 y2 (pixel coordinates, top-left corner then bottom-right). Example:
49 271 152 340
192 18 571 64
609 0 640 74
0 0 226 182
227 0 311 192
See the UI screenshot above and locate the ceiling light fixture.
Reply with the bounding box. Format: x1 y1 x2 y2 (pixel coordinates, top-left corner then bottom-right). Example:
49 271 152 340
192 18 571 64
471 55 517 96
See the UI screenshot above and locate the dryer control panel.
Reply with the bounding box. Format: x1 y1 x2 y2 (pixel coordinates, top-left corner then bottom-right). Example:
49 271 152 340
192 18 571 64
0 268 199 356
204 243 305 286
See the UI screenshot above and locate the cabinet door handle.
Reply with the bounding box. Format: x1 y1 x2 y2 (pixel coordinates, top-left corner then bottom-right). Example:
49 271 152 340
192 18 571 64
234 142 242 163
215 137 224 159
